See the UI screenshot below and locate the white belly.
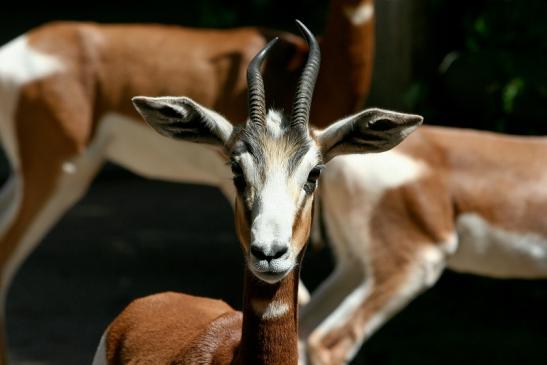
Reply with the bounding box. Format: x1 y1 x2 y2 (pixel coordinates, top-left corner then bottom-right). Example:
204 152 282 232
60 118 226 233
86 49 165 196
447 213 547 278
98 113 232 187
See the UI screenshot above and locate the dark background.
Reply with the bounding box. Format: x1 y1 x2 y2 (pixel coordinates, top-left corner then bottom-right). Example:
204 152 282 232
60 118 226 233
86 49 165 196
1 0 546 364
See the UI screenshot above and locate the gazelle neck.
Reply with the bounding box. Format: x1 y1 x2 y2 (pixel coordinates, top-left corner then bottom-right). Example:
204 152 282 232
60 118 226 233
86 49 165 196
236 266 300 365
313 0 375 125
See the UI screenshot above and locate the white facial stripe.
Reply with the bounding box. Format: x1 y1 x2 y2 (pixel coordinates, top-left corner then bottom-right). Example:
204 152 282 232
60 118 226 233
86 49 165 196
251 146 319 250
343 2 374 26
252 168 295 248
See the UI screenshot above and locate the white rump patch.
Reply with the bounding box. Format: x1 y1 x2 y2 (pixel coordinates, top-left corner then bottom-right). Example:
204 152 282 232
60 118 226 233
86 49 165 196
0 35 64 85
343 2 374 26
0 35 64 168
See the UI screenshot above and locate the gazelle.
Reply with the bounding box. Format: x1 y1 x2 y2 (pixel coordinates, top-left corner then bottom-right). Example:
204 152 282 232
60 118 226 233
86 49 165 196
0 0 374 361
92 20 421 365
300 125 547 363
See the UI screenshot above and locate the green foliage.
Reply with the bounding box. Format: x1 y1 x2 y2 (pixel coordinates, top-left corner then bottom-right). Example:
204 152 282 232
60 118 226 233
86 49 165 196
413 0 547 134
502 78 524 114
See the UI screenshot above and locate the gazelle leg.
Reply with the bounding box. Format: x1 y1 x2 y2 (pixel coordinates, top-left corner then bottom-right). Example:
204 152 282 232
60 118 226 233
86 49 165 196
0 175 21 247
307 245 446 365
0 155 103 362
0 141 105 364
298 259 363 365
300 258 364 339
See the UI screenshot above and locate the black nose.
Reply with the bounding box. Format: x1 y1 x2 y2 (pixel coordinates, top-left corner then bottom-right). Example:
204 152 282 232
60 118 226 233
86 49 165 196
250 243 288 262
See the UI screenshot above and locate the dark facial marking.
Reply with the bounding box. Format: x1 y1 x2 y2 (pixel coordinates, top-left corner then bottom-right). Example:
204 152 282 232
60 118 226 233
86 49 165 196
230 160 246 192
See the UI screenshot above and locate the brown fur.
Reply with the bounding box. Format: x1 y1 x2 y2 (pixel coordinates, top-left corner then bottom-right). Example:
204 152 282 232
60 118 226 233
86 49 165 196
103 175 314 364
106 292 239 365
305 125 547 364
313 0 375 125
0 3 374 363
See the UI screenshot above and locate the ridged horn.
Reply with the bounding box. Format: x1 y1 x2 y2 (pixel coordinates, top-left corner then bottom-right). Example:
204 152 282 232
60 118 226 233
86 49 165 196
247 37 279 127
291 20 321 128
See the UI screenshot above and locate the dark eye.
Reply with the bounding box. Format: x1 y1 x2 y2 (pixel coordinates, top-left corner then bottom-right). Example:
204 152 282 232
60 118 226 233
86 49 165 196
303 164 325 194
230 162 246 191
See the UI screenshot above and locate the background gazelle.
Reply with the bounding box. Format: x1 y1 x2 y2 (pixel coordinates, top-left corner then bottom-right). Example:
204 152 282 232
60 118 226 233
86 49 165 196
300 109 547 362
92 21 421 365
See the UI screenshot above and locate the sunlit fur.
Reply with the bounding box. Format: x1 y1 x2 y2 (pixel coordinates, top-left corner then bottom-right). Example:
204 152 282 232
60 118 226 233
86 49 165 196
230 110 322 283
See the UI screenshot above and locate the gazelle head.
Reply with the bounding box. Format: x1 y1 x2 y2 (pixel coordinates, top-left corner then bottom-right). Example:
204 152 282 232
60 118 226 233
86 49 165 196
132 21 422 284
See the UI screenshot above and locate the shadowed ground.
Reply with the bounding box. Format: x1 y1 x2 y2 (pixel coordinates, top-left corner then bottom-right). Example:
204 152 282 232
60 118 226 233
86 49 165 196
5 166 547 365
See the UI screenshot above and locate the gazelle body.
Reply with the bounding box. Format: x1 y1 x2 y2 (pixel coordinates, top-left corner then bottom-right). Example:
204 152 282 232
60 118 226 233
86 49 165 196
300 126 547 364
0 1 374 362
92 21 420 365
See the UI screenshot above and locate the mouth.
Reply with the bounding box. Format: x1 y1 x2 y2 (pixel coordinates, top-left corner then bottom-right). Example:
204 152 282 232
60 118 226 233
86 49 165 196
249 257 294 284
252 269 290 284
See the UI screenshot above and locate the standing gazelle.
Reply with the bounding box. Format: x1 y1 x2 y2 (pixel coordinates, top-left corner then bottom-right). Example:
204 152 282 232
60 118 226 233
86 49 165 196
92 21 421 365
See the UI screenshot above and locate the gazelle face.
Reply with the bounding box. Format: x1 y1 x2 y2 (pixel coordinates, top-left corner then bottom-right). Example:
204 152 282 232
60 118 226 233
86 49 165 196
230 111 323 283
132 20 423 285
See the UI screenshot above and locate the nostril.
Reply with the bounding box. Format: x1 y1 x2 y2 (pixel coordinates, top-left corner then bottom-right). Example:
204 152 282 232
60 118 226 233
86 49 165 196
250 245 268 260
272 245 288 259
250 244 289 261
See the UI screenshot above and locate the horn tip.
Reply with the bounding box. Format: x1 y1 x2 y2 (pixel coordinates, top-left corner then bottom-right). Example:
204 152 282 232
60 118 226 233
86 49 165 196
294 19 306 31
294 20 315 45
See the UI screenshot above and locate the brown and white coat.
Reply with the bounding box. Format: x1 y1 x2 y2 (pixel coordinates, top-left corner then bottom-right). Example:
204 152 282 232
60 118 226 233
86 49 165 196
92 22 419 365
0 1 374 363
300 126 547 364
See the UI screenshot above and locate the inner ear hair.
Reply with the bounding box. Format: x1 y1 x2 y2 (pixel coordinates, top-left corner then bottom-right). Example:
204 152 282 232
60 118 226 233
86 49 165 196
132 96 234 146
317 108 423 160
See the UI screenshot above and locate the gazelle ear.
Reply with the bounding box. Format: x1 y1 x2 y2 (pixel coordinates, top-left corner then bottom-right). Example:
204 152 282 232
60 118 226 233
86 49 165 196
315 108 423 161
132 96 234 146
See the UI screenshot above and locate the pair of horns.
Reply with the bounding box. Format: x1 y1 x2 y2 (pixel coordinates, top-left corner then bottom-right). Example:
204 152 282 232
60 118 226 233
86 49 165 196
247 20 320 128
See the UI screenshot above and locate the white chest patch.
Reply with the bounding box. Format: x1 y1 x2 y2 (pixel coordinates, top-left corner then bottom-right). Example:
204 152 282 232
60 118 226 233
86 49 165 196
251 299 289 320
323 151 427 205
448 213 547 278
0 35 64 168
321 151 427 261
343 2 374 26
